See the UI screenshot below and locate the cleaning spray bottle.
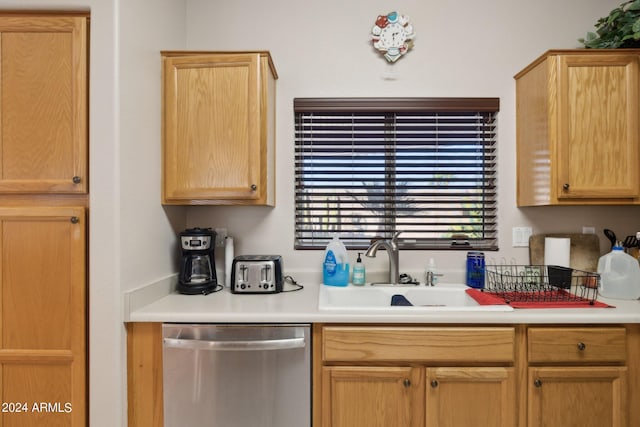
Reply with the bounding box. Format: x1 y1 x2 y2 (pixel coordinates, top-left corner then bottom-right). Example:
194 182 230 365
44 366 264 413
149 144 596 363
322 235 349 286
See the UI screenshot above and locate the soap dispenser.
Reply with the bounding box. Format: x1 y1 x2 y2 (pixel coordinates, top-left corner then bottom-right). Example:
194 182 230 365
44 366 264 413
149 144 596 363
426 258 439 286
352 252 366 286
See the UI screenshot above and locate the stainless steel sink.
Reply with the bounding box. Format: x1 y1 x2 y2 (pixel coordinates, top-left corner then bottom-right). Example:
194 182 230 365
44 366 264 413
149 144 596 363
318 283 513 311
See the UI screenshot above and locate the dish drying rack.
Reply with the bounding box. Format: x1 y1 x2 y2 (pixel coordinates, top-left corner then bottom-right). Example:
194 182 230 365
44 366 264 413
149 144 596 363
484 265 599 305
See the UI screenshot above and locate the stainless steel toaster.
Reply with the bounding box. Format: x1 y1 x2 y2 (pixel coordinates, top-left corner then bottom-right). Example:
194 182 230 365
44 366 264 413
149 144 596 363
230 255 284 294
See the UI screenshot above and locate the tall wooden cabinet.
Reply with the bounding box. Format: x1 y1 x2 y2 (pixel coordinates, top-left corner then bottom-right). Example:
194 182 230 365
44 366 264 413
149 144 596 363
515 49 640 206
161 51 277 206
0 13 88 427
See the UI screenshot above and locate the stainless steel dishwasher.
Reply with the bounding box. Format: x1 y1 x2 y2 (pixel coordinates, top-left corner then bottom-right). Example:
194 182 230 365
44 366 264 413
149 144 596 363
162 323 311 427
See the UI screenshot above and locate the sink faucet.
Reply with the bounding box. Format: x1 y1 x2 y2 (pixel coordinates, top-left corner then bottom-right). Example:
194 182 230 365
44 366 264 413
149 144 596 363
365 232 401 284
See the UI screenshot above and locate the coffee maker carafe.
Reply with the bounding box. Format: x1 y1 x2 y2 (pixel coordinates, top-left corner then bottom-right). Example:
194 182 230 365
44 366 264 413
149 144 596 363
177 228 218 295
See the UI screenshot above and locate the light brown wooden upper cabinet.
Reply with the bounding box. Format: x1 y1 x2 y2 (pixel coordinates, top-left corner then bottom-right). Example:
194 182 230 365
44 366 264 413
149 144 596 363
0 15 88 194
162 51 277 205
515 49 640 206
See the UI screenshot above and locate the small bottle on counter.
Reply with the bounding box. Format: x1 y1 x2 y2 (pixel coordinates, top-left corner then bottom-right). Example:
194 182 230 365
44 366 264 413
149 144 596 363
425 258 438 286
352 252 366 286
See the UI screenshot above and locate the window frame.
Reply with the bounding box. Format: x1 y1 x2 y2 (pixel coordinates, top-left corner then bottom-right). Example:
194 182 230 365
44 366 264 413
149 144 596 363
294 97 500 251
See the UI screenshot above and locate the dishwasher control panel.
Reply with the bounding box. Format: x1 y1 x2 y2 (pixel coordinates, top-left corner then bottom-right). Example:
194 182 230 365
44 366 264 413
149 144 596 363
231 255 284 294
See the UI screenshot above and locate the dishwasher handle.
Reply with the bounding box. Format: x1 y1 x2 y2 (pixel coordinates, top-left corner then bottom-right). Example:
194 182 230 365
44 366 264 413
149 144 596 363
163 336 306 351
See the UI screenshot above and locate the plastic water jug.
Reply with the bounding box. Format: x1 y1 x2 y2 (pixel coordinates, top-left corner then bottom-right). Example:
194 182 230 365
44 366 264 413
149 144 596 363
597 244 640 300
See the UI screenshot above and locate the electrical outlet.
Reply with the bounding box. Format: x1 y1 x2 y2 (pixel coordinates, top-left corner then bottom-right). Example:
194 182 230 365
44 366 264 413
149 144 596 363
582 226 596 235
512 226 533 247
214 228 227 247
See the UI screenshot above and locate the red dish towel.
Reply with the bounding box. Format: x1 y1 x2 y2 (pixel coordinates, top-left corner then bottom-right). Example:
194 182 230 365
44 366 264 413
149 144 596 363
465 288 613 309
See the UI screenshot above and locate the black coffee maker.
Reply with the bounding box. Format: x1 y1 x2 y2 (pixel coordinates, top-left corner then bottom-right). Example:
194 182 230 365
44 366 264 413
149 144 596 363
177 228 218 295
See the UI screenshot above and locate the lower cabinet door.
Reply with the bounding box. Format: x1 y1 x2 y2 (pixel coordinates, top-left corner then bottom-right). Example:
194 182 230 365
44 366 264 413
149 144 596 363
321 366 424 427
425 367 516 427
528 367 627 427
0 206 86 427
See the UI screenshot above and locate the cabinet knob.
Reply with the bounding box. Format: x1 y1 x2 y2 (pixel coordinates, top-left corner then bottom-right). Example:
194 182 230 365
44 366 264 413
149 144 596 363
534 379 542 388
403 378 411 388
72 176 82 184
577 342 586 351
430 380 439 388
562 183 570 191
250 184 257 191
70 216 80 224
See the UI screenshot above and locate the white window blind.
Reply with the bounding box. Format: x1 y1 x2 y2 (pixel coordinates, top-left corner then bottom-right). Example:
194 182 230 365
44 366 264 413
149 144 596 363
294 98 499 250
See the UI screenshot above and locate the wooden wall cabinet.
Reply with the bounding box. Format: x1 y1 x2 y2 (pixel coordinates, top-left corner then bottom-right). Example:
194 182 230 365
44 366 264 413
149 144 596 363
0 15 88 194
161 51 277 206
515 50 640 206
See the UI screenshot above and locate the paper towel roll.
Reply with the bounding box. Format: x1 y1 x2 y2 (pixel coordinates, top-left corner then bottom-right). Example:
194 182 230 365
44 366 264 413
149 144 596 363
224 236 234 287
544 237 570 267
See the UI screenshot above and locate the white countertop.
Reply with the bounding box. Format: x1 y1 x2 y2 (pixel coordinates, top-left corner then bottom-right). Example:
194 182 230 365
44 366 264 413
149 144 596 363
126 277 640 324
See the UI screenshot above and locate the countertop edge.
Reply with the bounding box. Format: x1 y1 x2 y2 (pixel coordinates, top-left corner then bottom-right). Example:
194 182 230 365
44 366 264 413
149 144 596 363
123 274 177 321
125 280 640 324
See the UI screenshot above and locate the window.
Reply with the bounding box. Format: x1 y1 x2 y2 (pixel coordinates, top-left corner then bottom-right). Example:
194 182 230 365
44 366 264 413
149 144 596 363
294 98 499 250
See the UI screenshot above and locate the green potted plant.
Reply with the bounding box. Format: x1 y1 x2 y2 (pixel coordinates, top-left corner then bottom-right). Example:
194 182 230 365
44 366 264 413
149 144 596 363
579 0 640 48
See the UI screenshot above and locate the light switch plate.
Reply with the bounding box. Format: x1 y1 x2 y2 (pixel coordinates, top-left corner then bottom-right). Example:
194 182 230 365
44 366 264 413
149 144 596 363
512 226 532 247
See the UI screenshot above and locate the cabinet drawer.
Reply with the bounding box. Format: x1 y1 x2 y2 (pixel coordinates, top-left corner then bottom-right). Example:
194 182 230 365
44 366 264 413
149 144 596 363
528 327 626 364
322 326 515 363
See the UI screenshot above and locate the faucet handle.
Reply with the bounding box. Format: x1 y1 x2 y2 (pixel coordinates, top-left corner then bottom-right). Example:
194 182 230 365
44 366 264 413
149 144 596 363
426 271 434 286
391 231 402 242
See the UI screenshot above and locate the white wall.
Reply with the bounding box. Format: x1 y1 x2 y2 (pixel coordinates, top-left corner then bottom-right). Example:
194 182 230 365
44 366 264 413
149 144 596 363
119 1 187 291
184 0 639 281
86 1 121 423
118 2 187 427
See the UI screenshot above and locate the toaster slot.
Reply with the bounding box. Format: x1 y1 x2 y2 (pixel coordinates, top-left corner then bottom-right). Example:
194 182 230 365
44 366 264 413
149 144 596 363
261 264 272 282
